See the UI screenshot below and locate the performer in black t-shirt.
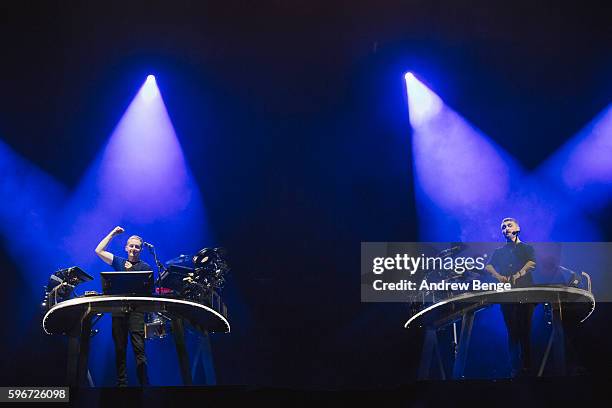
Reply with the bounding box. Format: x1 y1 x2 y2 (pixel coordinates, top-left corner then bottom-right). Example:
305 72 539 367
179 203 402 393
95 226 151 386
485 218 536 377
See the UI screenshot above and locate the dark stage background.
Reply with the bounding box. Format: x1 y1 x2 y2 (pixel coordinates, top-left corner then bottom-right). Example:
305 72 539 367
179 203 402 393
0 1 610 388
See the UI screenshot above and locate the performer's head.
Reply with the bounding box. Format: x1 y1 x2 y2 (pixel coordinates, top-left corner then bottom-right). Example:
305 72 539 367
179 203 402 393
500 217 521 243
125 235 143 262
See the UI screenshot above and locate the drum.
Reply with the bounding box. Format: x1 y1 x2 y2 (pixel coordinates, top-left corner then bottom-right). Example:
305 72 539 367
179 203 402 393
144 313 171 340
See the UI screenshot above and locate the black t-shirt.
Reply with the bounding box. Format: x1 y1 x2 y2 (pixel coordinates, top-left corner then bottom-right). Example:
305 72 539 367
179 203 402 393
111 255 152 272
109 255 152 325
487 242 535 288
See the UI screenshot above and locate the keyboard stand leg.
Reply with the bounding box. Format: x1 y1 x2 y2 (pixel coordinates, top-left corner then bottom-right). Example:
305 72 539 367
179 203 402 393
191 331 217 385
66 335 79 386
76 314 92 386
66 310 92 387
418 327 445 380
171 317 193 385
538 297 567 376
452 311 475 379
551 297 567 375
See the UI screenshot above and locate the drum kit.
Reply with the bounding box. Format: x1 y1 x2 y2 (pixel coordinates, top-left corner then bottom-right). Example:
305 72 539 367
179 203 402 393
159 247 229 300
146 247 230 339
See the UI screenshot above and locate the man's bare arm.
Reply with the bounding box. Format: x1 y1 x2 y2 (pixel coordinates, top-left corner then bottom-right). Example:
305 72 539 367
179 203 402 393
511 260 536 284
95 226 124 265
485 264 509 283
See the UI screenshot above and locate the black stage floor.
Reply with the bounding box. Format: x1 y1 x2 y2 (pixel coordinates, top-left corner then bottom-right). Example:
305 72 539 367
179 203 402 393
64 375 611 408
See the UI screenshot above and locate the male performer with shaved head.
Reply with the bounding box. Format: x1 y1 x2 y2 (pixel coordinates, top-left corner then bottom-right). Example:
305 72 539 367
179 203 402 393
486 217 536 377
96 226 151 386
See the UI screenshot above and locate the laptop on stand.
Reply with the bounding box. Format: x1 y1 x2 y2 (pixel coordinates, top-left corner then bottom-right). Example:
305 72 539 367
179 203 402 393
100 271 154 295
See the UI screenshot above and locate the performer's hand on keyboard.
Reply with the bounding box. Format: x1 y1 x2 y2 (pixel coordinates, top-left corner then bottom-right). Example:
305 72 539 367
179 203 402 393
497 275 509 284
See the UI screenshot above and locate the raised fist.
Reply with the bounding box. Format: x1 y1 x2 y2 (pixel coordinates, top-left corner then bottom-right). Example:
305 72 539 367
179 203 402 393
111 226 125 236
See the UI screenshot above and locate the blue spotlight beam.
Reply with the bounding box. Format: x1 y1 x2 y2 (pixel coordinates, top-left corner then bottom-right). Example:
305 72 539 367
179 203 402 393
404 73 601 241
1 76 212 295
61 76 211 275
538 103 612 212
0 140 68 292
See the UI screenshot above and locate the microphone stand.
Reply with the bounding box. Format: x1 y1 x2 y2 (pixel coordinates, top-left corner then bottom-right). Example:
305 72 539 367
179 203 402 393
147 245 167 296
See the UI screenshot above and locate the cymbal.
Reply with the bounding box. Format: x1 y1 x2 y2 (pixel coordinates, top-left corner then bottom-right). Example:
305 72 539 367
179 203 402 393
165 254 192 265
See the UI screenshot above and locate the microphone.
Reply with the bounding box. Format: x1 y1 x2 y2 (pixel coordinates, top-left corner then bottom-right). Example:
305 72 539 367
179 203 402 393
559 265 576 274
143 242 154 248
438 244 465 257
